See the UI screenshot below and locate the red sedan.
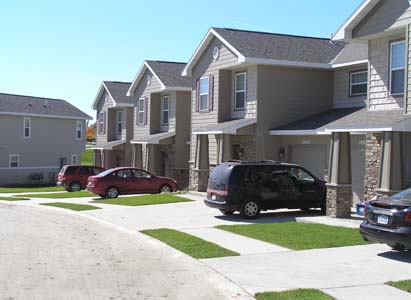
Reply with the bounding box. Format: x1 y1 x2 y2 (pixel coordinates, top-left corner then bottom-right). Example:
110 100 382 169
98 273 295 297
86 167 178 198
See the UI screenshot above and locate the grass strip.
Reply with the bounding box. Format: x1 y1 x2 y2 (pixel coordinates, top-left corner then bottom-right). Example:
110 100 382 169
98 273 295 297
91 194 192 206
23 191 94 198
0 186 64 193
0 196 30 201
386 280 411 293
255 289 334 300
40 202 101 211
141 228 239 259
81 149 94 165
216 222 371 250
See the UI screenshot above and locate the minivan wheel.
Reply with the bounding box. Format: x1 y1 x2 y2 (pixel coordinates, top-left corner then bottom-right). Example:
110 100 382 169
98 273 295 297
240 199 260 219
69 182 82 192
106 187 119 198
159 184 172 193
219 209 235 216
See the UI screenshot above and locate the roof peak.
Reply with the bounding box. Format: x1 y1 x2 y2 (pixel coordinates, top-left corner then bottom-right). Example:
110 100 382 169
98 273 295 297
213 27 332 41
103 81 131 85
0 92 65 102
146 60 186 65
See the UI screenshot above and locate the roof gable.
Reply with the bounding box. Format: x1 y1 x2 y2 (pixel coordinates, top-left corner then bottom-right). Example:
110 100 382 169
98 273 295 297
92 81 133 110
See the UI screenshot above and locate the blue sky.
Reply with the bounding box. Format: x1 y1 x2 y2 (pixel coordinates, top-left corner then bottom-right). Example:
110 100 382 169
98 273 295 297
0 0 362 121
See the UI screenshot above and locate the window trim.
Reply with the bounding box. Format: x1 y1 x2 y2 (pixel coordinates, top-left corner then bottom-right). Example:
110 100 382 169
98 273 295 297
9 154 19 168
161 95 170 125
349 70 368 97
116 110 123 134
137 98 145 126
76 120 83 140
23 116 31 138
199 76 209 112
98 111 106 134
71 154 78 165
234 72 247 110
389 40 406 96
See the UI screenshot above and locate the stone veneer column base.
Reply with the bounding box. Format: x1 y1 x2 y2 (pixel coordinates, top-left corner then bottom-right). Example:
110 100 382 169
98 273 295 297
189 163 209 192
326 184 352 218
173 168 189 190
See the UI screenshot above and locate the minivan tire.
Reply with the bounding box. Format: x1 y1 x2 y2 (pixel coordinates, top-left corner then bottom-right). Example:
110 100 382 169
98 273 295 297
240 198 261 219
69 181 82 192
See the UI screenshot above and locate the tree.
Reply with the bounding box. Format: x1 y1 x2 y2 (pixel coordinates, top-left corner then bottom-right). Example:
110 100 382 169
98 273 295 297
86 123 96 143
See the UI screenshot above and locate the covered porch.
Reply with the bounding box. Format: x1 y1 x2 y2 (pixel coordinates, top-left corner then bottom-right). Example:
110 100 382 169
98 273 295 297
92 140 127 169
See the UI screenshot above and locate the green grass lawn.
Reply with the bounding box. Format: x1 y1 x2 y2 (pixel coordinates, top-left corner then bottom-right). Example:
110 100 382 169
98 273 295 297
40 202 101 211
0 186 64 193
216 222 371 250
141 228 239 259
255 289 334 300
23 191 94 199
81 149 94 165
91 194 192 206
386 280 411 293
0 196 30 201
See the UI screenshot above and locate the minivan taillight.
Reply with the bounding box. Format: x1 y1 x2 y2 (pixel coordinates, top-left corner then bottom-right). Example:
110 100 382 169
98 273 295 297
404 210 411 224
207 187 228 197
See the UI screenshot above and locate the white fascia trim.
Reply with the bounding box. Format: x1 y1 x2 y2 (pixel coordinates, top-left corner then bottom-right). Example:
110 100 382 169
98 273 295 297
131 132 175 145
128 61 166 96
192 130 223 135
127 63 147 96
145 62 166 90
182 28 244 77
112 102 134 108
92 84 105 110
331 59 369 69
325 126 393 133
269 130 330 136
162 86 192 92
0 112 91 120
0 166 60 170
92 140 125 150
332 0 376 41
242 57 332 69
193 118 256 135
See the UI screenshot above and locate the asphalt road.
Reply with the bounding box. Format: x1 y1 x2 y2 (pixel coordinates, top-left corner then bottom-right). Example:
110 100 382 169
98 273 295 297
0 204 253 300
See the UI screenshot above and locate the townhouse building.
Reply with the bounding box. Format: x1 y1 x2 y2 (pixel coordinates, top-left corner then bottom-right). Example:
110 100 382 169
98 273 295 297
0 93 91 186
127 61 192 188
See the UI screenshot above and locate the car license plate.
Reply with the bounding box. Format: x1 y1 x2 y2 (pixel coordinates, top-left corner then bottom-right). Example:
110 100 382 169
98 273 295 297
211 194 216 200
377 214 389 225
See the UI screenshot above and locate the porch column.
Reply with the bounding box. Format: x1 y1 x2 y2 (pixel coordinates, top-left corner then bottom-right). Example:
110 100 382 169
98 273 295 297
193 134 209 192
326 132 352 218
377 132 404 196
216 134 231 164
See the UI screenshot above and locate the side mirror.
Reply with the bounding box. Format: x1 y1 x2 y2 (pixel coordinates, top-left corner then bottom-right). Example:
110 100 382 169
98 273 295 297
145 174 152 179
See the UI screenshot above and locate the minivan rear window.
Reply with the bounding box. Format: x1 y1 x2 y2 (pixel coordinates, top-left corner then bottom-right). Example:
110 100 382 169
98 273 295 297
64 166 77 175
210 165 234 185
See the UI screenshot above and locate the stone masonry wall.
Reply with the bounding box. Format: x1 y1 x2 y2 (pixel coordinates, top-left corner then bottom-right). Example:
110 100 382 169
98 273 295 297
326 184 352 218
231 135 257 161
364 133 382 200
189 162 209 192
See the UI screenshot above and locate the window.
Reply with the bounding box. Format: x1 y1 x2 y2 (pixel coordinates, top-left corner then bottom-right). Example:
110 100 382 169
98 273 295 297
71 154 78 165
132 169 150 178
23 117 31 138
390 40 406 95
115 169 133 179
98 111 106 134
9 154 19 168
350 71 367 96
162 96 169 125
235 72 247 109
76 120 82 140
116 110 123 134
288 168 315 184
138 98 145 125
199 77 209 111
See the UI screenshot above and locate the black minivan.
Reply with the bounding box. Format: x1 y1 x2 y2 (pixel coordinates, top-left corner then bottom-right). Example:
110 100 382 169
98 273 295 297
204 161 326 218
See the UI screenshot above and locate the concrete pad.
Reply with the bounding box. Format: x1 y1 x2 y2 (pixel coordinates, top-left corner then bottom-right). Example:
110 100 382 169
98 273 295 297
180 227 290 255
324 284 411 300
202 244 411 295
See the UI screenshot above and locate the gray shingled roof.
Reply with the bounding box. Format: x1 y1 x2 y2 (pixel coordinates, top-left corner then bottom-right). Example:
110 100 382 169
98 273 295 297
325 108 411 130
213 28 345 64
194 118 256 134
0 93 91 119
272 108 363 132
103 81 132 104
331 42 368 65
146 61 191 87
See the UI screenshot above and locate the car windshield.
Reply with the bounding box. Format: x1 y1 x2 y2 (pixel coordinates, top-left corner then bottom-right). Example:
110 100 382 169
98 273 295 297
391 189 411 200
98 168 113 177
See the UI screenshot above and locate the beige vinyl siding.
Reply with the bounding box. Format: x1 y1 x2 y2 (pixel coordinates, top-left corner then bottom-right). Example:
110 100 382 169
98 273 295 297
369 35 405 110
133 69 162 139
230 65 258 119
353 0 411 39
175 91 191 168
96 93 114 144
190 37 238 163
333 65 368 108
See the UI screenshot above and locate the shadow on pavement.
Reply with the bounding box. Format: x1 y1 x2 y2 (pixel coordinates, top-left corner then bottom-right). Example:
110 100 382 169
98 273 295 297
378 250 411 263
214 209 323 224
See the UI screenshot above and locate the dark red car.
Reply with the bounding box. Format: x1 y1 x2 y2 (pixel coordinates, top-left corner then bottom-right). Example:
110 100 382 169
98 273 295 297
57 165 105 192
86 167 178 198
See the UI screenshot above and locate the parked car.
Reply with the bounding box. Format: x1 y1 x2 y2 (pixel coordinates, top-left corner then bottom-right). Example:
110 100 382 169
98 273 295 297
86 167 178 198
204 161 326 218
360 189 411 251
57 165 105 192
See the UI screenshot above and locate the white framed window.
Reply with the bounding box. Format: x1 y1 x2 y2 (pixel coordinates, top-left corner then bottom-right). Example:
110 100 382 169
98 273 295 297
390 40 406 95
23 116 31 138
234 72 247 109
9 154 19 168
76 120 83 140
199 76 209 111
71 154 78 165
349 71 367 96
138 98 145 125
162 95 170 125
98 111 106 134
116 110 123 134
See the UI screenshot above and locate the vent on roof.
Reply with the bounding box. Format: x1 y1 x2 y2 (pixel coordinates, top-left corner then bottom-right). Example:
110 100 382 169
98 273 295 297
43 100 49 108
